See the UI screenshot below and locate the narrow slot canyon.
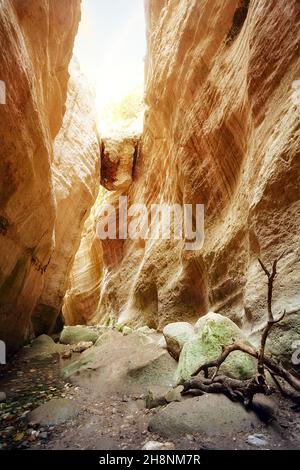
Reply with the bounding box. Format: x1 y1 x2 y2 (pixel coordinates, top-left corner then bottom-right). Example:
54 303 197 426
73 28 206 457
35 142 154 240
0 0 300 454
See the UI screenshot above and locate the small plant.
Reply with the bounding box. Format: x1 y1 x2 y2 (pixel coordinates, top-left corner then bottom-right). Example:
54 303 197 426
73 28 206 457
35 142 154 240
103 316 116 329
115 323 124 333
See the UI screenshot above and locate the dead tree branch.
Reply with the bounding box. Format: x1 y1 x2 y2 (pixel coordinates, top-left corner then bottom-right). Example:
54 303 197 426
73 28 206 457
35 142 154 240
182 375 268 407
189 341 300 392
182 253 300 407
257 253 286 377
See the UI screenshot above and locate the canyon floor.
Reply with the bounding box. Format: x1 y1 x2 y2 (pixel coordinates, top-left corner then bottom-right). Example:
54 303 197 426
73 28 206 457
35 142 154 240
1 329 300 451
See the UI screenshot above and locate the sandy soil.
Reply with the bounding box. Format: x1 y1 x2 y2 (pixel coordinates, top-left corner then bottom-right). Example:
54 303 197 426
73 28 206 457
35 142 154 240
0 348 300 451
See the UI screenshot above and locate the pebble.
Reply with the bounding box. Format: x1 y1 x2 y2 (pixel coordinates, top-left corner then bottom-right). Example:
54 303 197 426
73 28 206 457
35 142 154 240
71 341 93 353
1 426 15 437
120 424 129 430
18 441 29 449
142 441 175 451
0 391 6 402
125 414 134 421
61 350 72 360
247 434 268 447
40 432 48 440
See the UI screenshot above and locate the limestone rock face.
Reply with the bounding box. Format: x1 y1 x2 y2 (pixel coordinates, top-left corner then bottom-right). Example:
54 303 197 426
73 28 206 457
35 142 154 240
32 59 100 335
96 0 300 352
0 0 81 352
24 334 66 361
64 133 140 326
101 135 140 191
62 197 103 326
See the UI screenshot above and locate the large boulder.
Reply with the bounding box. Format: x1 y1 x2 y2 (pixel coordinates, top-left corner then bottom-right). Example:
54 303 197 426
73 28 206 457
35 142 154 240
94 329 123 347
59 326 99 345
148 394 261 437
27 398 80 426
163 322 195 360
176 312 256 383
63 333 177 397
24 335 65 360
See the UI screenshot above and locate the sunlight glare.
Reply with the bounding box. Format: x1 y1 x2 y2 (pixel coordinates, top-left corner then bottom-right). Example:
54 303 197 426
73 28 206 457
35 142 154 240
74 0 146 136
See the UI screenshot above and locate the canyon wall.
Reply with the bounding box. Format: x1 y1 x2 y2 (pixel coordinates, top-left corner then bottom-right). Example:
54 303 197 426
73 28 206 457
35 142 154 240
32 59 100 336
97 0 300 366
1 0 299 370
63 196 103 326
0 0 81 352
63 135 140 326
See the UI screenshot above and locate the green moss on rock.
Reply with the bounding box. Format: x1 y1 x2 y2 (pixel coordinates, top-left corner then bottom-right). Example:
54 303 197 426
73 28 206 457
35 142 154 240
60 326 99 345
176 312 256 382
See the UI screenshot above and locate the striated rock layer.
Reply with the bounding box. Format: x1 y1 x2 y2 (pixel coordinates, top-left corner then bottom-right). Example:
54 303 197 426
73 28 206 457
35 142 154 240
63 134 140 326
32 59 100 335
63 196 103 326
0 1 81 352
96 0 300 364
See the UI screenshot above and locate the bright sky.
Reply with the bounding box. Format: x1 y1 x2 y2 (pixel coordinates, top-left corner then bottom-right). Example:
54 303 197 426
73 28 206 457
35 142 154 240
74 0 146 134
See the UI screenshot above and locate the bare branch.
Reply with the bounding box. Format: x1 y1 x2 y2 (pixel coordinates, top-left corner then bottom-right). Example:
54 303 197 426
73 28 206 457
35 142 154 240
257 253 286 376
187 340 300 393
181 252 300 408
258 258 270 277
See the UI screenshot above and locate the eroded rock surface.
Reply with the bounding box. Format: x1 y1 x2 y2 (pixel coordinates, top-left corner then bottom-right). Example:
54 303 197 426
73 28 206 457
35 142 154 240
100 135 140 191
0 0 81 352
32 59 100 335
94 0 300 364
62 197 103 326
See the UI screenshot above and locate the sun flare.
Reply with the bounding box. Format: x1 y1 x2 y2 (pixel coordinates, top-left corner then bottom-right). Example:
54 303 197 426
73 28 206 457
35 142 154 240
74 0 146 135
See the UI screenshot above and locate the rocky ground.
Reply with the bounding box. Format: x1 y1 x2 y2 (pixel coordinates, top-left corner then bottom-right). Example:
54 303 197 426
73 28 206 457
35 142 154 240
0 322 300 451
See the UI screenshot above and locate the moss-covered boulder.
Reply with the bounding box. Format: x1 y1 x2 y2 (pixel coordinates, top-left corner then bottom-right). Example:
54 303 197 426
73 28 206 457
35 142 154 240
163 322 195 360
25 334 65 360
60 326 99 345
176 312 256 383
